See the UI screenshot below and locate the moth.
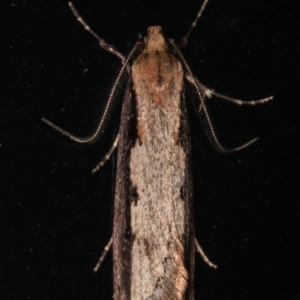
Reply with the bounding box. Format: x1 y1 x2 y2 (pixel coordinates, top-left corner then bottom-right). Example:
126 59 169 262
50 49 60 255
42 1 273 299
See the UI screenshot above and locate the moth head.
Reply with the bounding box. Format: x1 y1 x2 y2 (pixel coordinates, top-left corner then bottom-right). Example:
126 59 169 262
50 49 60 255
144 26 168 53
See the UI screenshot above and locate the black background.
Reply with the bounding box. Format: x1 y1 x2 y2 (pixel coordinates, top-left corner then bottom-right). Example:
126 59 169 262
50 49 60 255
1 0 299 299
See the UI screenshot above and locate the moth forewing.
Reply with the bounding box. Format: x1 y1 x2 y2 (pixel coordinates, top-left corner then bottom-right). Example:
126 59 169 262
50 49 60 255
112 26 195 299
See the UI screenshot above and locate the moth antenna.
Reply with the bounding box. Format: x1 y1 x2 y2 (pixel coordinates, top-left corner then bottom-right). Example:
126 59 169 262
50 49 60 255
172 40 260 153
42 44 137 144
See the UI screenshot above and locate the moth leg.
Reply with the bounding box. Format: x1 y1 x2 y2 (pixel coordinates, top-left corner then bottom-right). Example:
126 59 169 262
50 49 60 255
180 0 210 48
93 237 113 272
195 238 217 269
186 74 273 108
68 2 125 63
92 134 119 174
